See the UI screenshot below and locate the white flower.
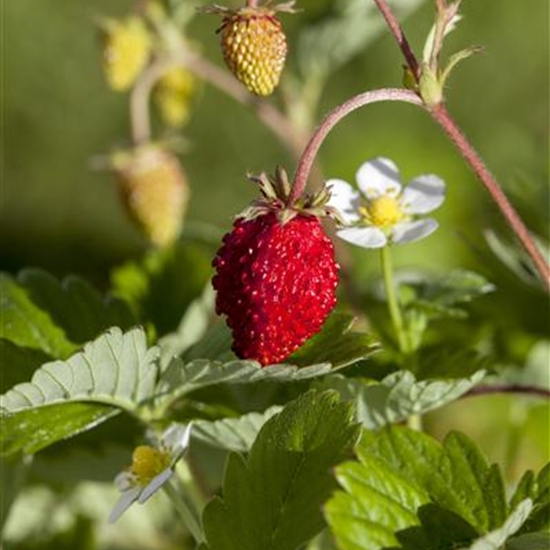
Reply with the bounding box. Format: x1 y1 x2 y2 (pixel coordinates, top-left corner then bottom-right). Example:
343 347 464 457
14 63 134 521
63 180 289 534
109 423 192 523
327 157 446 248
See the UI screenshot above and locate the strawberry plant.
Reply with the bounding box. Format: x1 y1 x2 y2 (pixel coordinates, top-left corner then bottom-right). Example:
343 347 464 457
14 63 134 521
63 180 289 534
1 1 548 550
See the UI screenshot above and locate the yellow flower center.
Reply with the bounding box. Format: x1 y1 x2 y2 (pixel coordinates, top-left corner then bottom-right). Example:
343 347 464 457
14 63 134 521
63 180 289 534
362 196 404 227
130 445 171 484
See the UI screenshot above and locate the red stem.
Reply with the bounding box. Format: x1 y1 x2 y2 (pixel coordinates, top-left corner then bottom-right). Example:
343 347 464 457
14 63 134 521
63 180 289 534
372 0 420 80
464 384 550 400
290 88 423 204
371 0 550 288
430 104 550 287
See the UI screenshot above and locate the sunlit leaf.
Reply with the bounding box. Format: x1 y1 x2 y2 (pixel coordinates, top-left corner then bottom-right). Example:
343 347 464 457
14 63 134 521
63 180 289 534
0 273 75 358
317 369 485 428
0 327 159 455
193 407 282 453
202 390 360 550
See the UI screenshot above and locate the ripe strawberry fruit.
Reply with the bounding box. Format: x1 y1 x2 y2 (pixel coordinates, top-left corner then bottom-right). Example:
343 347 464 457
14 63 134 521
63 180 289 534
203 2 296 96
212 168 340 366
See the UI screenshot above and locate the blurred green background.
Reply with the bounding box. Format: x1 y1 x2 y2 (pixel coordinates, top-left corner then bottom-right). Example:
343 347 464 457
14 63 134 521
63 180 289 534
2 0 548 281
1 1 549 548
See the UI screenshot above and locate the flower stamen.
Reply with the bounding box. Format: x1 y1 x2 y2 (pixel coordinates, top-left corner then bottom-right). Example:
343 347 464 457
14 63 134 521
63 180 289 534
365 196 404 227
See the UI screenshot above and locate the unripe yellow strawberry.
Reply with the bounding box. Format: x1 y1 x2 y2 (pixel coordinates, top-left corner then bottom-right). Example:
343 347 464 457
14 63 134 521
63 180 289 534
204 3 296 96
154 67 197 127
101 17 152 92
112 145 189 247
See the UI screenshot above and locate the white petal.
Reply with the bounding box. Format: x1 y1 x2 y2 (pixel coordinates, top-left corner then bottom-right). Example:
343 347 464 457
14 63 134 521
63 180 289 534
138 469 173 504
162 423 193 463
326 179 361 224
109 486 142 523
356 158 402 200
391 219 438 245
114 471 135 491
401 174 446 214
336 226 387 248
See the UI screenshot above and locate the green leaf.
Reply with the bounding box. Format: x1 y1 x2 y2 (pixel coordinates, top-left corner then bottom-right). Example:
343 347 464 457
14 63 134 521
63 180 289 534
17 268 136 345
485 230 548 288
158 285 215 369
326 455 433 550
157 357 342 413
510 463 550 535
360 428 507 533
1 402 118 455
326 427 513 550
181 321 235 363
202 390 360 550
289 312 380 369
402 270 496 320
0 273 75 358
317 369 485 428
193 407 282 453
0 339 52 393
0 327 159 455
457 499 533 550
111 240 212 335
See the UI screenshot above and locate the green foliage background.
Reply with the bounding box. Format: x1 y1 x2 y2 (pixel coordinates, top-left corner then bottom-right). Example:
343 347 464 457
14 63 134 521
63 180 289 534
1 3 549 547
3 0 548 277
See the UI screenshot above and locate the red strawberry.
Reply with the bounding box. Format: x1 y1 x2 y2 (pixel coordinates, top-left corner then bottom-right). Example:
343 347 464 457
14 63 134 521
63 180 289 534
212 168 340 366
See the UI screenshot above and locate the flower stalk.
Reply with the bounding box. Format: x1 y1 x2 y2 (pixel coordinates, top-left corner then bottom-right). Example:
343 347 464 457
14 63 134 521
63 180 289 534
370 0 550 289
289 88 423 204
380 246 408 354
163 481 203 543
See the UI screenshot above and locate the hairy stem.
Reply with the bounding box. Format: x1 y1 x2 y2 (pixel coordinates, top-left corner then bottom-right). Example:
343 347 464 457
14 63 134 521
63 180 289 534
372 0 420 80
464 384 550 400
371 0 550 288
174 50 306 153
289 88 422 204
429 103 550 287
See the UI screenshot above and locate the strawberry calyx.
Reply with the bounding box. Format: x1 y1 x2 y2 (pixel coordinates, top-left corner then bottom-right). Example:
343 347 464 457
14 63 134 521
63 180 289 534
239 166 345 225
200 2 297 20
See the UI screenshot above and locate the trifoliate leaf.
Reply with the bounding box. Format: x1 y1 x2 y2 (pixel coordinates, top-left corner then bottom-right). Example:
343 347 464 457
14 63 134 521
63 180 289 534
0 273 75 358
202 390 360 550
326 427 513 550
360 428 508 533
193 407 282 453
317 369 485 428
0 327 159 455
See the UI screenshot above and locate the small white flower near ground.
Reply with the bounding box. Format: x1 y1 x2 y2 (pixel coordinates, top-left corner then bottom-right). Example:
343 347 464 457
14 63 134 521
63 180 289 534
109 423 192 523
